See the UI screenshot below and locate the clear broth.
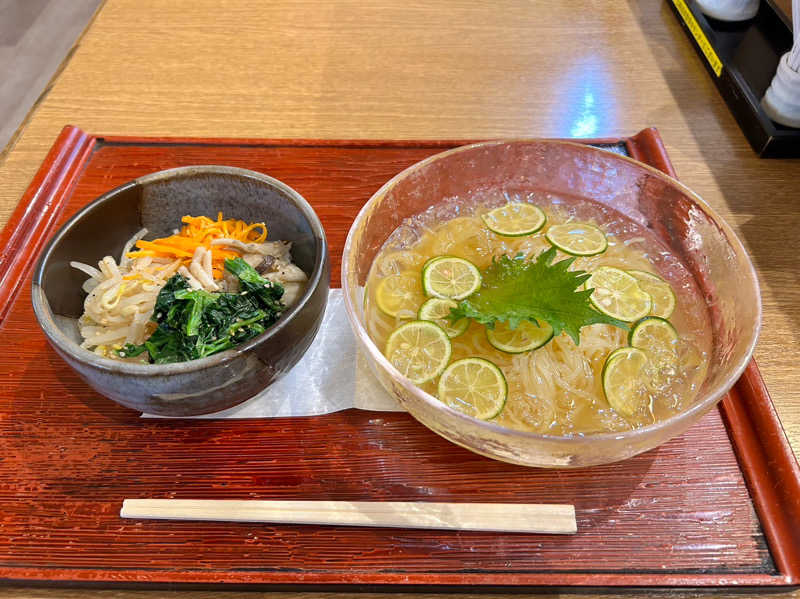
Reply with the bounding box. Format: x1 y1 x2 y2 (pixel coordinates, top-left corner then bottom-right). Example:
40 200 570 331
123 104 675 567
364 192 712 435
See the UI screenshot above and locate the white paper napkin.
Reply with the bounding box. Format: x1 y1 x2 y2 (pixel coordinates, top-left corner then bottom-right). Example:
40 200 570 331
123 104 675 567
142 289 403 418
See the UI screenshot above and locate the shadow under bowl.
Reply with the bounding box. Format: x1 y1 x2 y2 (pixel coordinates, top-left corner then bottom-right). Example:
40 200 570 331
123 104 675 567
32 165 330 417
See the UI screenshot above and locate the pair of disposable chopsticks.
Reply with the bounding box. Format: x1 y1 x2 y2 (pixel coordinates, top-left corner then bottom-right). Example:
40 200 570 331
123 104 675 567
121 499 577 534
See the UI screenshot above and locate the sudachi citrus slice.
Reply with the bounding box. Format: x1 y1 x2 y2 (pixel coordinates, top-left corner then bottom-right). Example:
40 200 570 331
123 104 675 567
437 357 508 420
384 320 452 384
545 222 608 256
417 297 470 338
601 347 649 417
485 319 554 353
481 203 546 237
587 266 652 322
375 272 424 317
627 269 676 319
421 256 482 300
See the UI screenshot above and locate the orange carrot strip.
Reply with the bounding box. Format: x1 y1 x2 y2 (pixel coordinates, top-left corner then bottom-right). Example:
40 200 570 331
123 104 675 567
242 222 268 242
134 241 195 257
147 236 200 250
127 214 270 280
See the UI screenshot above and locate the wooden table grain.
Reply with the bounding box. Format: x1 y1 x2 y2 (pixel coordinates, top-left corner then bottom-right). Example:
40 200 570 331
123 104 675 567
0 1 798 598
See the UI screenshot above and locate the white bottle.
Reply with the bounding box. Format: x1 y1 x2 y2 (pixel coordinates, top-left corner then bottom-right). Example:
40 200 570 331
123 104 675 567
761 0 800 128
694 0 759 21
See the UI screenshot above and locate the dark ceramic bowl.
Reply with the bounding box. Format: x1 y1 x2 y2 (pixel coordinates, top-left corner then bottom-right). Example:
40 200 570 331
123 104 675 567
32 165 330 416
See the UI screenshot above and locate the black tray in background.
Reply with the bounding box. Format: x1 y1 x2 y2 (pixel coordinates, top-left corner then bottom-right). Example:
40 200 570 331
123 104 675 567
669 0 799 158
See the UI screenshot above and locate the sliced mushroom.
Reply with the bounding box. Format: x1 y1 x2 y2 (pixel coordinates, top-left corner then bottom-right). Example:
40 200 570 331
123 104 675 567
256 255 276 274
265 263 308 284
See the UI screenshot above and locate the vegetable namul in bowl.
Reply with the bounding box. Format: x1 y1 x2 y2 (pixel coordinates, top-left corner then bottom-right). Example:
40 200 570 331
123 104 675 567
32 166 329 416
72 213 307 364
342 141 760 467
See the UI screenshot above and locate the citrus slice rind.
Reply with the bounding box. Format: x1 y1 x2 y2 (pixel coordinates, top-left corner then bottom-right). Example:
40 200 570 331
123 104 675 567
629 315 679 384
629 316 678 352
545 222 608 256
481 202 546 237
418 297 469 338
627 269 677 319
375 272 424 317
437 357 508 420
384 320 452 384
601 347 649 417
421 256 482 300
485 319 554 353
587 266 652 322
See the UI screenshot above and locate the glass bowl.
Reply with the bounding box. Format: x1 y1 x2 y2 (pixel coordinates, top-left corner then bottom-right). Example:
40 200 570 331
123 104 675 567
341 140 761 468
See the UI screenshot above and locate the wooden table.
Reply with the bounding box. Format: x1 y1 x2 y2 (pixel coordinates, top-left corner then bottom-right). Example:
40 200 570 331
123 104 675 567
1 1 798 597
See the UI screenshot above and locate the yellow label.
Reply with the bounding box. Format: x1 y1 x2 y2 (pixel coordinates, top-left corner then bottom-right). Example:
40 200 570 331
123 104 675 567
672 0 723 77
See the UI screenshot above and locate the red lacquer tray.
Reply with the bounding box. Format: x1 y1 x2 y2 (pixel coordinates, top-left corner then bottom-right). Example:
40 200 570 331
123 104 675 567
0 127 798 591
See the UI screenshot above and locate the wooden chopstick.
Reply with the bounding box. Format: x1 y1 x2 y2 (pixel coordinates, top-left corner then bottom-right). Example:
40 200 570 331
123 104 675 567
121 499 576 534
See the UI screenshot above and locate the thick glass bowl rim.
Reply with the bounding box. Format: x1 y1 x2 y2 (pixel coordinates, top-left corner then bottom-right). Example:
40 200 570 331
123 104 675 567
341 139 762 445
